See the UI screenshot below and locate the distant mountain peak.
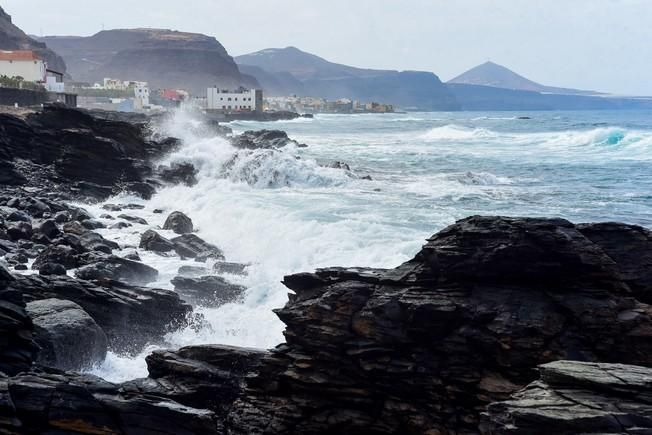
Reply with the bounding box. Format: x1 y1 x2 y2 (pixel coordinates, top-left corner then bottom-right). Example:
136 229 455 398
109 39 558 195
448 61 599 96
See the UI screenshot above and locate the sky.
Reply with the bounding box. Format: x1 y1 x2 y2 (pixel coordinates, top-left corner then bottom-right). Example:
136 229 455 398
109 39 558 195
4 0 652 95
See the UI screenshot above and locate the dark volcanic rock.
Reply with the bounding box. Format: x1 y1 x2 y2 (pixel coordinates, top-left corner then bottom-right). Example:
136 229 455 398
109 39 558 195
8 273 191 352
78 231 119 253
231 129 299 149
81 218 106 230
171 234 224 260
140 229 176 253
26 298 108 371
158 162 198 186
117 214 148 225
0 266 37 376
75 255 158 285
38 219 60 239
481 360 652 434
224 216 652 434
578 222 652 304
131 344 267 423
1 371 216 435
0 105 181 201
171 275 246 306
37 262 67 276
6 222 32 241
32 245 78 270
163 211 194 234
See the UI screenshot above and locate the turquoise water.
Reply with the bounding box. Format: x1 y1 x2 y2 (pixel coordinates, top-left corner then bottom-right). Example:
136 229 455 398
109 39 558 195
90 109 652 380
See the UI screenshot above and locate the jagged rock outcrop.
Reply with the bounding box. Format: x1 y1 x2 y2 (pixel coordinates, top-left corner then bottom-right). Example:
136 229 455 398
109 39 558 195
0 370 217 435
225 216 652 434
0 105 179 201
231 129 300 149
481 360 652 434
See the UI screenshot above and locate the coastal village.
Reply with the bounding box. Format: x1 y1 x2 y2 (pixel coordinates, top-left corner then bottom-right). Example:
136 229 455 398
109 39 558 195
0 48 395 116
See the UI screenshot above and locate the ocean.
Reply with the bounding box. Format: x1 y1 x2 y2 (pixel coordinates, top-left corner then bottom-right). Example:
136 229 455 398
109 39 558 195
84 109 652 381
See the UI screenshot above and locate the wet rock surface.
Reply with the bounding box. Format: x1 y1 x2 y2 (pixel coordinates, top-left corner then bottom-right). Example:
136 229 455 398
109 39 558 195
171 275 246 306
164 211 194 234
26 298 108 371
230 129 301 149
482 360 652 434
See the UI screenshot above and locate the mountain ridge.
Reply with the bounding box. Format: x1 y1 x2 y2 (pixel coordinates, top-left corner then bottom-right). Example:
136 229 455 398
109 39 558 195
39 29 253 93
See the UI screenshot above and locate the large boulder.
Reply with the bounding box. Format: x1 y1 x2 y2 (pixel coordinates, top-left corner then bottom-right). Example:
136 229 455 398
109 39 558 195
230 130 298 149
163 211 194 234
26 298 108 371
140 229 176 253
171 234 224 260
481 360 652 434
75 255 159 285
170 275 246 307
32 245 78 270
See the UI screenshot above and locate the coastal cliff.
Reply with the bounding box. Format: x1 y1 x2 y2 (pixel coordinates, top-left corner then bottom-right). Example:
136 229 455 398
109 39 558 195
40 29 254 93
0 6 66 74
0 107 651 434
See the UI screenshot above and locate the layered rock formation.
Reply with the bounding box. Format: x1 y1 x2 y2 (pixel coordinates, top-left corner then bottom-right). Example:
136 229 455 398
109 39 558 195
40 29 255 93
0 104 180 201
1 215 651 434
482 360 652 434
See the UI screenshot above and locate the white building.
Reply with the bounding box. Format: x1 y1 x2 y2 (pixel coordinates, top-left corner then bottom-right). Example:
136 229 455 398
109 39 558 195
134 83 150 110
0 50 46 82
207 87 263 112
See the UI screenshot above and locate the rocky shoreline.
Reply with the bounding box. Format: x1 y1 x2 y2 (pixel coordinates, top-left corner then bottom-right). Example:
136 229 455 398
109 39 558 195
0 106 651 434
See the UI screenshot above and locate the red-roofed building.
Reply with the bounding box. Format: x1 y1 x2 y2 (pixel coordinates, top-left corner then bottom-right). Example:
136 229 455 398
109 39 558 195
0 50 46 83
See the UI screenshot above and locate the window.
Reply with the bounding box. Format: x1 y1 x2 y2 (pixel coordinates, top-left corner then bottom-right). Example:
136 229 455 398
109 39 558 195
228 97 232 101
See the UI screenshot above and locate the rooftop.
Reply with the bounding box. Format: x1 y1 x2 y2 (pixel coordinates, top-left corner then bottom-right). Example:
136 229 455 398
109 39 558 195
0 50 41 61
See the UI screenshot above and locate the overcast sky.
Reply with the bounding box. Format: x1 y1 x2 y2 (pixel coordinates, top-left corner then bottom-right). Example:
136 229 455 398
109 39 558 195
4 0 651 95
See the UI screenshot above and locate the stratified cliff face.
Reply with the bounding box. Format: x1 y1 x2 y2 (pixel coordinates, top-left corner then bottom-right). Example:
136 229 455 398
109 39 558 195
40 29 254 93
0 6 66 74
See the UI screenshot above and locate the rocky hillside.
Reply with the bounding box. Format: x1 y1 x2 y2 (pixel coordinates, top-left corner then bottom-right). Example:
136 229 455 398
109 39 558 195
237 47 459 110
0 6 66 74
40 29 255 93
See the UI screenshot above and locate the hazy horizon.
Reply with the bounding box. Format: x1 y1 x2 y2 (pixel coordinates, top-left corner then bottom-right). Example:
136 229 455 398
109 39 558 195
4 0 652 95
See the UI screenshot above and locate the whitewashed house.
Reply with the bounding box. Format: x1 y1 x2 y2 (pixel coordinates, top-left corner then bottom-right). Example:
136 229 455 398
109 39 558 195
0 50 46 82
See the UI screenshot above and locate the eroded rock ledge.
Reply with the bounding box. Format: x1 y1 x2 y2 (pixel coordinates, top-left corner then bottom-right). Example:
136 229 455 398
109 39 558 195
1 216 651 434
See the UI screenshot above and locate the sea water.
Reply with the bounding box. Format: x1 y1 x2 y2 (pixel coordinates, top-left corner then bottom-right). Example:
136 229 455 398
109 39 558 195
86 109 652 381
